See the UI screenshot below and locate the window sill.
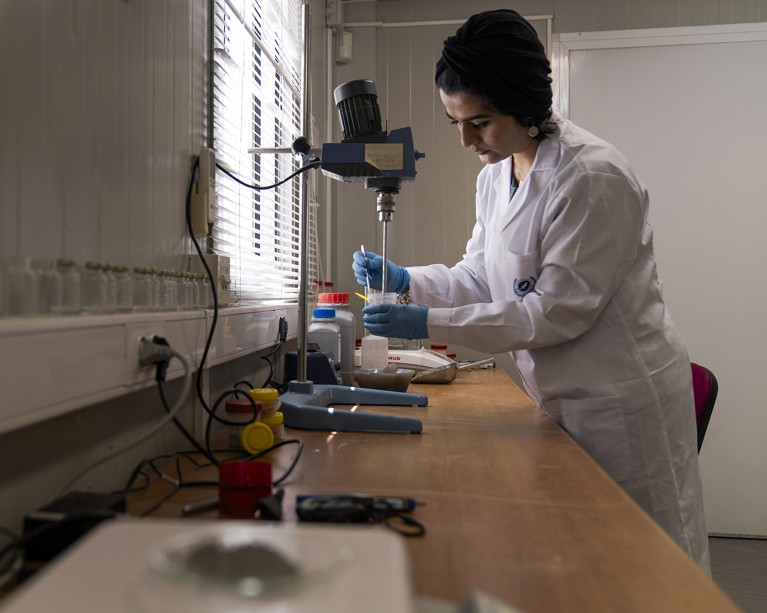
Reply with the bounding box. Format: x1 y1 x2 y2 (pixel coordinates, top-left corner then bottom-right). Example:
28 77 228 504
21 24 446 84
0 305 298 435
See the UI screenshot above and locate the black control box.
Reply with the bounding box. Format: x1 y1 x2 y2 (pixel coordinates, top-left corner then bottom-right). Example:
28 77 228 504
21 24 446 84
284 349 342 385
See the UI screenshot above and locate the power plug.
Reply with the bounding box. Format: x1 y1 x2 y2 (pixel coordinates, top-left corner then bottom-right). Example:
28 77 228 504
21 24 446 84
138 335 174 367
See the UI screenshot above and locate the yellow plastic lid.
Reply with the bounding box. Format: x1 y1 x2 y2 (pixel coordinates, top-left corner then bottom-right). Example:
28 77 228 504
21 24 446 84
248 388 279 403
240 422 275 454
261 412 284 426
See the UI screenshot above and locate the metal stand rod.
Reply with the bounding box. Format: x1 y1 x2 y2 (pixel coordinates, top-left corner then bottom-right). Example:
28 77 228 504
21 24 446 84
280 6 426 433
381 219 389 293
296 0 313 383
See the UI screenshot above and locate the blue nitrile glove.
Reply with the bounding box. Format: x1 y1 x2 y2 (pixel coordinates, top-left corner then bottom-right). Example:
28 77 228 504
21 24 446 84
362 303 429 340
352 251 410 293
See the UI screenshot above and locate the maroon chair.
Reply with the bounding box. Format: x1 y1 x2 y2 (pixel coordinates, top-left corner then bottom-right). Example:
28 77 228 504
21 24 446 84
691 363 718 452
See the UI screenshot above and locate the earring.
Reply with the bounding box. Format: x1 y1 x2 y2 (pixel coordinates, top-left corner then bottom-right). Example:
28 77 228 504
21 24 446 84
527 125 540 138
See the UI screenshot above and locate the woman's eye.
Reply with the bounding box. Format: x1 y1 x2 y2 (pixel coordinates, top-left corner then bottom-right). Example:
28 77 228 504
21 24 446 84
450 120 488 129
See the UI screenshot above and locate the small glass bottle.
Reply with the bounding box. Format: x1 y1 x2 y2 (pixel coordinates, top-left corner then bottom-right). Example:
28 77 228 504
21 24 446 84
159 270 175 310
83 261 107 313
168 271 180 310
150 268 164 311
200 274 211 308
132 267 152 311
56 257 82 314
182 272 195 309
5 258 39 315
37 260 63 314
104 264 118 312
192 273 204 308
115 265 133 311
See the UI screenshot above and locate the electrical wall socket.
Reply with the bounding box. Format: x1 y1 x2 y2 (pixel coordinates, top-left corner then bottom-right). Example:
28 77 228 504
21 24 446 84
125 323 168 382
189 254 231 306
190 148 216 237
335 30 353 64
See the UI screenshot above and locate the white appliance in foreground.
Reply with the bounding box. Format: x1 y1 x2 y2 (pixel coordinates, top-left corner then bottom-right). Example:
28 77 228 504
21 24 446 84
0 518 415 613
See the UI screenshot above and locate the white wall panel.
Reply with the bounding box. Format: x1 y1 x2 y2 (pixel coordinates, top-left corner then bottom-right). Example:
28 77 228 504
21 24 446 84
555 23 767 536
0 0 204 271
0 0 211 537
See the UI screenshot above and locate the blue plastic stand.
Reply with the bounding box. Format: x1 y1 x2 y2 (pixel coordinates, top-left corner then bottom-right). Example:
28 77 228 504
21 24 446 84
279 380 426 433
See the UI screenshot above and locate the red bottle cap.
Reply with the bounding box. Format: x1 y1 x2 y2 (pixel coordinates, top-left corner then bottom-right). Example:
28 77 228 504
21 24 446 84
318 292 350 304
224 399 261 414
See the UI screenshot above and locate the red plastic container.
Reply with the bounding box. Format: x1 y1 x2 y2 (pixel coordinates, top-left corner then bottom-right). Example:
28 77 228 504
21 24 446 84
218 460 272 517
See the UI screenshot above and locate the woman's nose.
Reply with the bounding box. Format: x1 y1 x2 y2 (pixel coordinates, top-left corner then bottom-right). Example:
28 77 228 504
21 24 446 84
458 124 477 148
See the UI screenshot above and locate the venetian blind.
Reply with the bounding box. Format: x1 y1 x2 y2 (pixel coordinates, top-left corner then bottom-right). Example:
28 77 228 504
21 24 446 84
212 0 319 304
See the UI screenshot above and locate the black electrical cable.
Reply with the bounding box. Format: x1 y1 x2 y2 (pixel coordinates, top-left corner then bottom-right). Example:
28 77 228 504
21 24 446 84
264 439 304 486
216 159 320 191
203 388 263 458
185 154 318 452
157 371 216 464
120 450 213 496
260 339 286 388
137 439 303 516
185 156 222 438
233 379 255 390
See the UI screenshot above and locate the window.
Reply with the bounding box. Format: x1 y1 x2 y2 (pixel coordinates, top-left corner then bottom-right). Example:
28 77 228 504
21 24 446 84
212 0 319 304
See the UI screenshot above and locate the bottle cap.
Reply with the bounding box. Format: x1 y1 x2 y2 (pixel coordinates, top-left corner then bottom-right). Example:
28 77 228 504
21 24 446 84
224 398 261 414
318 292 350 305
240 422 275 455
312 308 336 319
248 388 279 403
261 412 284 427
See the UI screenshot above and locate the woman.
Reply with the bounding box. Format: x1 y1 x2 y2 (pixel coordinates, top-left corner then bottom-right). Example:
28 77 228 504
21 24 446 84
354 9 710 572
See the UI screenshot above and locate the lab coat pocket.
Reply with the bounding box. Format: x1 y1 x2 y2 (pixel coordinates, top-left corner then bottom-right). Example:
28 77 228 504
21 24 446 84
494 249 540 302
545 396 633 484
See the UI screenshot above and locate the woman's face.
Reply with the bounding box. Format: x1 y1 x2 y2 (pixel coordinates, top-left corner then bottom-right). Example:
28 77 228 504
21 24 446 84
439 89 529 165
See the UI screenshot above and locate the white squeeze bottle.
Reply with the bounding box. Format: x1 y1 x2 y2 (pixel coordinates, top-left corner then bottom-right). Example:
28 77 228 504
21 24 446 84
317 293 356 386
307 308 342 365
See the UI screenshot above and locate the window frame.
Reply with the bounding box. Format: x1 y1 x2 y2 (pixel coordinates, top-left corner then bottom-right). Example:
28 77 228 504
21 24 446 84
210 0 317 306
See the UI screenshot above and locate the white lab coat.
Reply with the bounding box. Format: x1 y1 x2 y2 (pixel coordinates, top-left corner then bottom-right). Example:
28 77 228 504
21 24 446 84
407 111 710 571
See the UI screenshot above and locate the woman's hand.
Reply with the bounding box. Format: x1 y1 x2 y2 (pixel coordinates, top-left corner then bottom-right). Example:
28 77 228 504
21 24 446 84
352 250 410 293
362 303 429 339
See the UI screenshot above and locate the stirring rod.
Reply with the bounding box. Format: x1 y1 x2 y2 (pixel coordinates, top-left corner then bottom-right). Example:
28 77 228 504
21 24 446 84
360 244 371 291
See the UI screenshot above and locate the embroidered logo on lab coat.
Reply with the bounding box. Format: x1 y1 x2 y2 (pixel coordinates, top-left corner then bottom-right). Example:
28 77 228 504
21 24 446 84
513 276 538 299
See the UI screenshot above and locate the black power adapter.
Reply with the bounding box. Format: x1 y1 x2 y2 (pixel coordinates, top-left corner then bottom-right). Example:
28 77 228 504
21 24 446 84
22 491 126 564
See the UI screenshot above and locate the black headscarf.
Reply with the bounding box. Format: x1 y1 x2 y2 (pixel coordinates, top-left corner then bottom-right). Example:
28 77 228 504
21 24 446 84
435 9 552 119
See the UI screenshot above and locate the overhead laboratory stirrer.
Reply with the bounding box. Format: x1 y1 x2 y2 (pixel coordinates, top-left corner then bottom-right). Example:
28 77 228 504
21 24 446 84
276 5 427 433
